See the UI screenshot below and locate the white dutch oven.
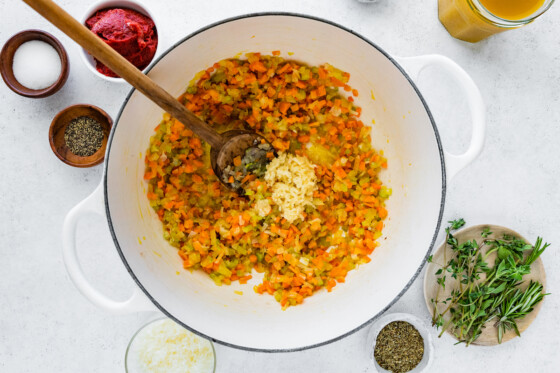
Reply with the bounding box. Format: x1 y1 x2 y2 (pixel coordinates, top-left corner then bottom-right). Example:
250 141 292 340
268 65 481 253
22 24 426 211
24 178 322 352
63 13 485 351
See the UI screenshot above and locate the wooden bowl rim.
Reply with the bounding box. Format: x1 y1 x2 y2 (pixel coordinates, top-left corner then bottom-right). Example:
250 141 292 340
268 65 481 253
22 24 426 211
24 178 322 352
423 224 546 346
49 104 113 167
0 29 69 98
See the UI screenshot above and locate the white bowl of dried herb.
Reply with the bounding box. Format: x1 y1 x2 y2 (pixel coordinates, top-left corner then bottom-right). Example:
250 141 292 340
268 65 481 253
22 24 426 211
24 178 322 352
366 312 434 373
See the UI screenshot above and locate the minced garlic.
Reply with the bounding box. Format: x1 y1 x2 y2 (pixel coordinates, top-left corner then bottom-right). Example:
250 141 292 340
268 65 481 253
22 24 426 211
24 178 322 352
264 152 317 223
254 199 272 217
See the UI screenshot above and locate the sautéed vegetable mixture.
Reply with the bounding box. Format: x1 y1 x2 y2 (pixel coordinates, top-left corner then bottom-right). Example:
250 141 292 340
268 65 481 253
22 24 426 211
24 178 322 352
144 53 391 308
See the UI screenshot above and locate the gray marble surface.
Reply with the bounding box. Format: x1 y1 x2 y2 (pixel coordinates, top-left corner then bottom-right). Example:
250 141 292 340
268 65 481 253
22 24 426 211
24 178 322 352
1 0 559 372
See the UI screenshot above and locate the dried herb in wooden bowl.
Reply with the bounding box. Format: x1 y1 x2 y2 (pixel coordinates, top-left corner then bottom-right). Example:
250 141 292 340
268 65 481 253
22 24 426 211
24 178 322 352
64 116 103 157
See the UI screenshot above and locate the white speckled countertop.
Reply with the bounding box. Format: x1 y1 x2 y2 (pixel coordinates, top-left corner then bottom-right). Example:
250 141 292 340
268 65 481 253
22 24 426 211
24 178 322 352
1 0 559 372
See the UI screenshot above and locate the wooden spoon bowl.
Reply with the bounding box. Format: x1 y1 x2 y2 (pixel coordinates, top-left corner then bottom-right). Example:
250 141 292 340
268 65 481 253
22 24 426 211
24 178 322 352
423 224 546 346
49 104 112 167
0 29 69 98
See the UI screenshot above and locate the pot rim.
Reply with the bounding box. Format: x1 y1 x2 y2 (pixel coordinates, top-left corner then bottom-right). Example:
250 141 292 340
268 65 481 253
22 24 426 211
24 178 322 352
103 11 446 353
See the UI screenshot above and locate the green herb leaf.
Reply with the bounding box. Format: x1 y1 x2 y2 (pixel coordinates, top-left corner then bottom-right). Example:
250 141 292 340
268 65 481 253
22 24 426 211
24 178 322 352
497 246 511 260
449 218 466 230
481 228 492 238
429 219 549 346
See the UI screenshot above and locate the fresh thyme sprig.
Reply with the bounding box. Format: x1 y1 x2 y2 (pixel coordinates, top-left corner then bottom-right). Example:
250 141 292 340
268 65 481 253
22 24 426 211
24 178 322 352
429 220 549 346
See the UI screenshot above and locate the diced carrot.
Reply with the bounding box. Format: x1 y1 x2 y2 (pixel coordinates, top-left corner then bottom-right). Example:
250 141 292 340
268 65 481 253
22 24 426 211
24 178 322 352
250 61 267 73
267 86 276 97
378 207 388 219
144 54 387 309
245 73 257 84
239 275 252 284
279 102 291 114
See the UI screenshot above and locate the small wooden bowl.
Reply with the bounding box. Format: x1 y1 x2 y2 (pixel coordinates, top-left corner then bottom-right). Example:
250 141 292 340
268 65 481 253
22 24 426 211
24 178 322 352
0 29 69 98
424 224 546 346
49 104 113 167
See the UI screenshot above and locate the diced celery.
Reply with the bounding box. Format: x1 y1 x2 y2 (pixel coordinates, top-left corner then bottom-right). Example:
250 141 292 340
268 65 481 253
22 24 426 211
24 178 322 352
379 187 392 198
307 143 337 166
217 261 232 277
211 71 226 83
333 180 348 193
188 252 201 264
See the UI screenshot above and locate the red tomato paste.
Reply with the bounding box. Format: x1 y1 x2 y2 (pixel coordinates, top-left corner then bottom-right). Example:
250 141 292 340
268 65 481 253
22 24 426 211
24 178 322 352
85 8 158 77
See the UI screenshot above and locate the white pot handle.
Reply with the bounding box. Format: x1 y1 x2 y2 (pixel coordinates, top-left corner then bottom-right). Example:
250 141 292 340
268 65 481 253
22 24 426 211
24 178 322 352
396 54 486 181
62 184 157 314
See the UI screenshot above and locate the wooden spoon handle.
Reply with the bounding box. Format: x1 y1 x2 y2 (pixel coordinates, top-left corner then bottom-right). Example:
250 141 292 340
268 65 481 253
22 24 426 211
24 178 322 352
22 0 224 149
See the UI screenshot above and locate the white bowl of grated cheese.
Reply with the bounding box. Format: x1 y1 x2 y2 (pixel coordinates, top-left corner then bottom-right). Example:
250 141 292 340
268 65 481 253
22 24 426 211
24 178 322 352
125 317 216 373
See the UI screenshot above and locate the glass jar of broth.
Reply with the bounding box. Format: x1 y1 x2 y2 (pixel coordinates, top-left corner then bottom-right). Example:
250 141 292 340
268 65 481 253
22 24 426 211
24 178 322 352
438 0 556 43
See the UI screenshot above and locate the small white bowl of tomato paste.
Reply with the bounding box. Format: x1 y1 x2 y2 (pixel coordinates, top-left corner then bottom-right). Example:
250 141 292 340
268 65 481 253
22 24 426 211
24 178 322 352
80 0 159 82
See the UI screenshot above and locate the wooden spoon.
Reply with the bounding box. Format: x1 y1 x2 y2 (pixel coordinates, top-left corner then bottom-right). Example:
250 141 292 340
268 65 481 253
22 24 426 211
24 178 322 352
23 0 273 192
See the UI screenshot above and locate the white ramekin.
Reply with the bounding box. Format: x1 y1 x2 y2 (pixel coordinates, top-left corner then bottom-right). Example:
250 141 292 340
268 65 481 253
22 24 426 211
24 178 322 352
366 312 435 373
80 0 159 83
125 316 216 373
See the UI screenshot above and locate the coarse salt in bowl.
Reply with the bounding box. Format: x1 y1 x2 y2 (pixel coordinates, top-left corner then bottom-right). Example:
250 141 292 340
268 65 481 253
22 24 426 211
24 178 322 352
13 40 61 89
0 29 69 98
125 317 216 373
80 0 159 83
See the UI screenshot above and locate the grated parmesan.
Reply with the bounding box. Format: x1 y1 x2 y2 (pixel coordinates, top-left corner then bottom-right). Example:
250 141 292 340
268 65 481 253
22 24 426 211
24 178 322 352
128 318 214 373
264 152 317 223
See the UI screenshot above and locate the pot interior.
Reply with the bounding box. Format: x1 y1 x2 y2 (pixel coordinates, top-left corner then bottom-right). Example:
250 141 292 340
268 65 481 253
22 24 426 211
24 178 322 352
105 14 444 350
